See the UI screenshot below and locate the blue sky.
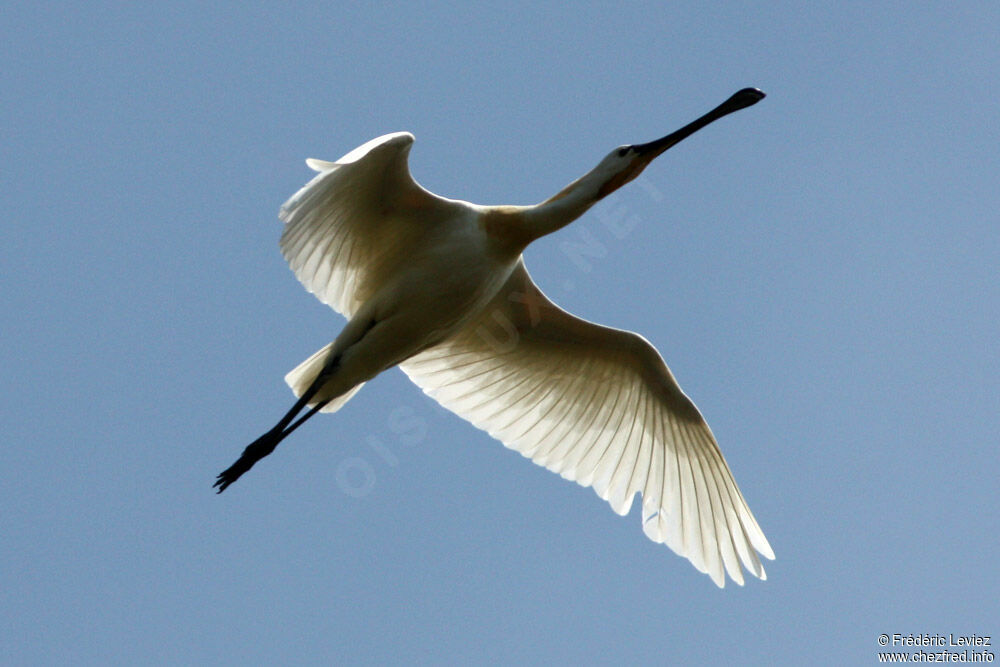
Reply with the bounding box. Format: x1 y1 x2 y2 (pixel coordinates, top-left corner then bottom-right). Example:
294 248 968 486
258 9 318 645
3 2 998 664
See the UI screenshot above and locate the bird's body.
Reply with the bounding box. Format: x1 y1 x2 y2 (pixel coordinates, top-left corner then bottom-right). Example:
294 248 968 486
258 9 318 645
217 89 775 587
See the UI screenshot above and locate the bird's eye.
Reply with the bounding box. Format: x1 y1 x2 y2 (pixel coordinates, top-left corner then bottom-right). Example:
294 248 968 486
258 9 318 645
617 147 630 157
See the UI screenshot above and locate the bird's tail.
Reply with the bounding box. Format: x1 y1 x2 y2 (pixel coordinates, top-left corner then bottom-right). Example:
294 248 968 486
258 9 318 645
285 342 365 413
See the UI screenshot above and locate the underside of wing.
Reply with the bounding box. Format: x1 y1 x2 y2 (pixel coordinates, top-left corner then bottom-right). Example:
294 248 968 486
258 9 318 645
400 260 774 586
279 132 452 318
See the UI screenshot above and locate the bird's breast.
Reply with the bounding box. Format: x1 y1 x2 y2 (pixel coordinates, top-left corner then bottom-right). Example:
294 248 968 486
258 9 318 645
376 231 518 349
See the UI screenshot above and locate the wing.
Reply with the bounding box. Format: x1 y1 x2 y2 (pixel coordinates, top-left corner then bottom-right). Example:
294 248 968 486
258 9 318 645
399 260 774 586
279 132 453 318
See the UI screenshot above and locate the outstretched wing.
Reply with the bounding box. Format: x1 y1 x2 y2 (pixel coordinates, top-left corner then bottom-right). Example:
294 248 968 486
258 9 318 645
279 132 453 318
400 260 774 586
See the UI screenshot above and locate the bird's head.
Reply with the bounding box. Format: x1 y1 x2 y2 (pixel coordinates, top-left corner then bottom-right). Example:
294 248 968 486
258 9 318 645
591 144 655 200
593 87 766 200
530 88 765 242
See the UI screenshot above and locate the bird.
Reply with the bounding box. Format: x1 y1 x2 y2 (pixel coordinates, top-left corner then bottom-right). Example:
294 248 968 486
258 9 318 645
216 88 774 587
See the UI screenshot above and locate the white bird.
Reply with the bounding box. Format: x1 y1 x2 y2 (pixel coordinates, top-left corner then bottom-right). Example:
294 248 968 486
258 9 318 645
216 88 774 586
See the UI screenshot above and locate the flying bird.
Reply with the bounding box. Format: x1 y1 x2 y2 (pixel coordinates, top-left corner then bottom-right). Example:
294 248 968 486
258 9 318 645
216 88 774 586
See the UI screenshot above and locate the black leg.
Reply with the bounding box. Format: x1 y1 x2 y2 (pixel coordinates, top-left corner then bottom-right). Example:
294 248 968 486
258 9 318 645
213 425 288 493
214 362 336 493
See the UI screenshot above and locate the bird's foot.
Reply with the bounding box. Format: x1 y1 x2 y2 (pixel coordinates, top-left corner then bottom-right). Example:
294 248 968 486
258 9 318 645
214 428 283 493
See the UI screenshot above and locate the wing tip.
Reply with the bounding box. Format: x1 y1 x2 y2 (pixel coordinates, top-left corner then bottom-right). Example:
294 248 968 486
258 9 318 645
302 132 416 173
305 158 337 172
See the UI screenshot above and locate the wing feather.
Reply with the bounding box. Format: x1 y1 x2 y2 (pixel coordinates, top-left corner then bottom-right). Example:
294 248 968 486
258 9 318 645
279 132 452 318
400 259 773 586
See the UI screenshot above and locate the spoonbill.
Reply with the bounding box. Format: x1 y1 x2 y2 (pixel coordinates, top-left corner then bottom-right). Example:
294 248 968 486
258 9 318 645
216 88 774 586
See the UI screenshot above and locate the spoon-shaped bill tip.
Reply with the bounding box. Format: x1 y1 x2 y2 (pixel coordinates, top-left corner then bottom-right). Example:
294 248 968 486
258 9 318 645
723 88 766 112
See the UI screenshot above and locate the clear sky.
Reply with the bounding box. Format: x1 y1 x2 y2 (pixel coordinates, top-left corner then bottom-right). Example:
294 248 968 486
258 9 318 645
3 2 998 664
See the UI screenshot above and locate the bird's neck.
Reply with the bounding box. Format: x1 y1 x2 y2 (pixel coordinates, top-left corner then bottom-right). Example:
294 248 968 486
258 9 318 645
480 166 611 252
521 170 605 242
